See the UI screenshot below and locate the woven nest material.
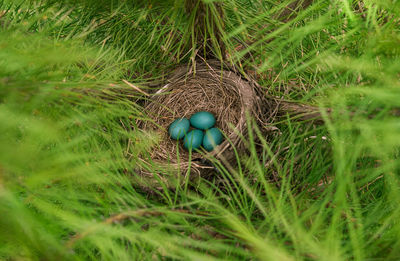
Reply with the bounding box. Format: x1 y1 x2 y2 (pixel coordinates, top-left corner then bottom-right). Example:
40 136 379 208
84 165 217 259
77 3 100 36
137 61 263 187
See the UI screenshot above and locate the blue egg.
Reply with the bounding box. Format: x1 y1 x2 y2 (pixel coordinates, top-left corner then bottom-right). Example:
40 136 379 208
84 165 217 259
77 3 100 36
183 129 204 150
190 111 216 130
168 118 190 140
202 128 223 151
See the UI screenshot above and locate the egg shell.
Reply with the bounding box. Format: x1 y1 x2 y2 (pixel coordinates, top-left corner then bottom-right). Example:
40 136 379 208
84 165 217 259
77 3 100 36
183 129 204 150
190 111 216 130
168 118 190 140
202 128 223 151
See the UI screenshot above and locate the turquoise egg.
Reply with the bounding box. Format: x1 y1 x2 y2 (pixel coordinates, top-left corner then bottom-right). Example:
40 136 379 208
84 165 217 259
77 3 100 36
203 128 223 151
168 118 190 140
183 129 204 150
190 111 216 130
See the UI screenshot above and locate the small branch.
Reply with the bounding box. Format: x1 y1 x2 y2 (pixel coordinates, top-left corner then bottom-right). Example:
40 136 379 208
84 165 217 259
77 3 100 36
275 100 327 123
122 79 150 97
66 208 209 248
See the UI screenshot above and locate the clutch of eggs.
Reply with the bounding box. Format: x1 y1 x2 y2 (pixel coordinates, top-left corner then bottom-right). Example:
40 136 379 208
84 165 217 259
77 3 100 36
168 111 223 151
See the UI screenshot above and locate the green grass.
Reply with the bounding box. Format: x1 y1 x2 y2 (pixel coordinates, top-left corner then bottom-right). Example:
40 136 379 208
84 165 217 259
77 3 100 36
1 0 400 260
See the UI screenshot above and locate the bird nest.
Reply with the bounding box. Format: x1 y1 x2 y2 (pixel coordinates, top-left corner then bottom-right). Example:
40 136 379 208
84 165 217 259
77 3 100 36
136 60 264 188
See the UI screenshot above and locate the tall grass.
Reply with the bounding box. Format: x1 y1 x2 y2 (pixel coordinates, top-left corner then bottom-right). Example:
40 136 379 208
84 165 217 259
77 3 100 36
0 0 399 260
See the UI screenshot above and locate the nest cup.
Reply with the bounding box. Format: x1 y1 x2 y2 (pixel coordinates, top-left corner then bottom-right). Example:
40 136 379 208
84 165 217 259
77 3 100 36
137 61 262 187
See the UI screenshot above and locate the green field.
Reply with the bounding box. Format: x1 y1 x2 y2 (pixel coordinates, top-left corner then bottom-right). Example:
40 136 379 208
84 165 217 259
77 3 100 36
1 0 400 260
